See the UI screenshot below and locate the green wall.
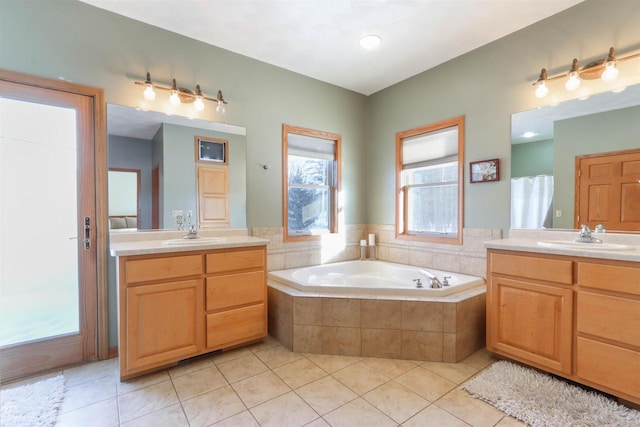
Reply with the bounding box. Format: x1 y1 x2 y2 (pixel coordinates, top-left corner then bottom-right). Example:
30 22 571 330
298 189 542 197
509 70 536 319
0 0 368 229
366 0 640 229
2 0 638 233
159 124 247 229
511 139 554 178
553 105 640 228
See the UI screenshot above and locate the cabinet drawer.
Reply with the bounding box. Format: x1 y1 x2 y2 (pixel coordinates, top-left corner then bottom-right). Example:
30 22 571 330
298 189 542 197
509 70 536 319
205 248 264 274
124 254 202 284
578 262 640 296
577 337 640 400
206 271 265 312
206 303 266 350
577 291 640 347
490 252 573 284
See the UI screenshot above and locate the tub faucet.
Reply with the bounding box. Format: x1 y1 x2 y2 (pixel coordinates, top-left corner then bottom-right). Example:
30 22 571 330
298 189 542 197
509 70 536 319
575 225 602 244
442 276 451 286
183 224 199 239
429 277 443 289
413 279 423 288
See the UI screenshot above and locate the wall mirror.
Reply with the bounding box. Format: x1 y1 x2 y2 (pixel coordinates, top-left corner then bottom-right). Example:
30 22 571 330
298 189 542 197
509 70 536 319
510 84 640 231
107 104 247 230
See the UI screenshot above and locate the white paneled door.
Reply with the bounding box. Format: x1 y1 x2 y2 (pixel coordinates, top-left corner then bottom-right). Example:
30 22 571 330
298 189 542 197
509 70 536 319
0 76 99 381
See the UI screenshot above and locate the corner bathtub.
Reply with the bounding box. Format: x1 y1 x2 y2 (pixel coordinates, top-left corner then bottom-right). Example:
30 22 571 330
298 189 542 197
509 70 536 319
268 260 484 297
267 260 487 362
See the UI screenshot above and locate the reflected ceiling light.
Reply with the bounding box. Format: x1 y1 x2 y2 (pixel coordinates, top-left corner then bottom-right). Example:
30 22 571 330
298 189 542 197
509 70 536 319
522 131 537 138
532 46 639 98
134 73 227 113
360 34 381 50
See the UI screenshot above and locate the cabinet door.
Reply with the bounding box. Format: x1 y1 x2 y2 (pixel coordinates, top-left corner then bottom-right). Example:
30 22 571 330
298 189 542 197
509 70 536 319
125 279 204 371
487 276 573 374
206 303 266 350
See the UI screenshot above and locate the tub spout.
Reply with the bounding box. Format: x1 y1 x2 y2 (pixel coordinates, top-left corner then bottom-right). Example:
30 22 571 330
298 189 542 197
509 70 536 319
429 277 443 288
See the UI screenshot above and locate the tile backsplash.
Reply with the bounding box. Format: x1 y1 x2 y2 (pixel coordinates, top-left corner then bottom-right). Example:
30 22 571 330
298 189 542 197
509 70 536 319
253 225 502 278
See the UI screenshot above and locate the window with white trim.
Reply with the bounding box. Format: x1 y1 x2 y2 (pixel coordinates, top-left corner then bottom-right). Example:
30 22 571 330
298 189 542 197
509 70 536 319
283 124 341 241
396 116 464 244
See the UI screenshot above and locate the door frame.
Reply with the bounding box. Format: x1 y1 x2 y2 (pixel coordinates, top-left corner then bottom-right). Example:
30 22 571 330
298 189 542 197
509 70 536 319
0 69 108 361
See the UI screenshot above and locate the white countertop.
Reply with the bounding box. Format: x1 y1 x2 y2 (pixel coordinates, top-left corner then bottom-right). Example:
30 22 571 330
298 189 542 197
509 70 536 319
485 230 640 263
109 230 269 257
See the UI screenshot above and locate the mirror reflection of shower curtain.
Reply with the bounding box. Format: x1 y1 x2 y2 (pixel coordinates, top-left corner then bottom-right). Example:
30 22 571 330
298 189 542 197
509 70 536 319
511 175 554 229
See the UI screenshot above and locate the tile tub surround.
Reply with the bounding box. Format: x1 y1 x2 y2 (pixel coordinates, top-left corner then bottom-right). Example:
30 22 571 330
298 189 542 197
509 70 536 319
267 283 486 363
253 225 502 278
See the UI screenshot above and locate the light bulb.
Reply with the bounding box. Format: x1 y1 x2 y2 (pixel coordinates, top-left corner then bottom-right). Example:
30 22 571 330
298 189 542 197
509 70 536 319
216 100 226 114
601 61 619 82
194 96 205 111
169 90 180 105
565 72 580 91
143 85 156 101
535 81 548 98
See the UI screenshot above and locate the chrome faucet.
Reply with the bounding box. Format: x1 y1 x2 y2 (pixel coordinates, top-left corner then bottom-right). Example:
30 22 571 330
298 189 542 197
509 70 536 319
183 224 199 239
429 277 443 289
575 225 602 244
594 223 606 233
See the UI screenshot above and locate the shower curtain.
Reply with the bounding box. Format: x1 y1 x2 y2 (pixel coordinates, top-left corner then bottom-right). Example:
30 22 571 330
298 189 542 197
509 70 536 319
511 175 554 229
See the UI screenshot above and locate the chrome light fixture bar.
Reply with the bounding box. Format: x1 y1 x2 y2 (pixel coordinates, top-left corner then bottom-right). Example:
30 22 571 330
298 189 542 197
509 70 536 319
134 72 228 113
533 47 640 98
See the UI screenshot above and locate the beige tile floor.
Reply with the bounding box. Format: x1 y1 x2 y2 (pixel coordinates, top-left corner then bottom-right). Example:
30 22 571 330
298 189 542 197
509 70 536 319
12 337 529 427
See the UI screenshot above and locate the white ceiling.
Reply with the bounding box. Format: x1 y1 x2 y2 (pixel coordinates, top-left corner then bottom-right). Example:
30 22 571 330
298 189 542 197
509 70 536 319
80 0 584 95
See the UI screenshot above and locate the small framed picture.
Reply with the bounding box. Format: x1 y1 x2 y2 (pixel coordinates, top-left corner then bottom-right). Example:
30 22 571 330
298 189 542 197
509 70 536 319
470 158 499 183
195 136 228 165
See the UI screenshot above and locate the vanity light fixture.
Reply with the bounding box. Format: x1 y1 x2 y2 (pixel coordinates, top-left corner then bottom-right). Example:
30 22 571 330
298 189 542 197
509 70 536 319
565 58 581 91
601 47 619 82
134 72 228 113
532 46 640 98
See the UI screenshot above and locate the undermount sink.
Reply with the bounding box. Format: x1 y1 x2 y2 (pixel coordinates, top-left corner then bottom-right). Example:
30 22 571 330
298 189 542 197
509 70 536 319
162 237 226 246
537 240 635 251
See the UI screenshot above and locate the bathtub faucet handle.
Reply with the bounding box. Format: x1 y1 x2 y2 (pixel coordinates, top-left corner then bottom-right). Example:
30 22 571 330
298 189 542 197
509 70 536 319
413 278 423 288
442 276 451 286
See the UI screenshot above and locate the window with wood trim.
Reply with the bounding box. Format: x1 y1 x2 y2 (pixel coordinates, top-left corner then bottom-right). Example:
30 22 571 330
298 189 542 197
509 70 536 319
283 124 341 242
396 116 464 245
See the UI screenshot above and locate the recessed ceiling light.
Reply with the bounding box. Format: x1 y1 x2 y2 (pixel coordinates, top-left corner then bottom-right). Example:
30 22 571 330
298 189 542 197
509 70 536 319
523 131 537 138
360 35 381 50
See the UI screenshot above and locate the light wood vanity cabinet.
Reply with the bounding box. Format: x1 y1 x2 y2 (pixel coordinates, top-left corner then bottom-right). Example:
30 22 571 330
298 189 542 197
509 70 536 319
487 249 640 404
576 260 640 402
487 252 574 375
118 246 267 380
204 248 267 350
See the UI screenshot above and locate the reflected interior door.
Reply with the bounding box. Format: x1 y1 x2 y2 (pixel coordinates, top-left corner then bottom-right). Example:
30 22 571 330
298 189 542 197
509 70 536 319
575 148 640 231
0 78 97 381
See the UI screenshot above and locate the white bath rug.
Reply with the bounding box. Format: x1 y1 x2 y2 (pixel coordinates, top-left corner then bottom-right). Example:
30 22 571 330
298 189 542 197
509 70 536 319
463 361 640 427
0 374 66 427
